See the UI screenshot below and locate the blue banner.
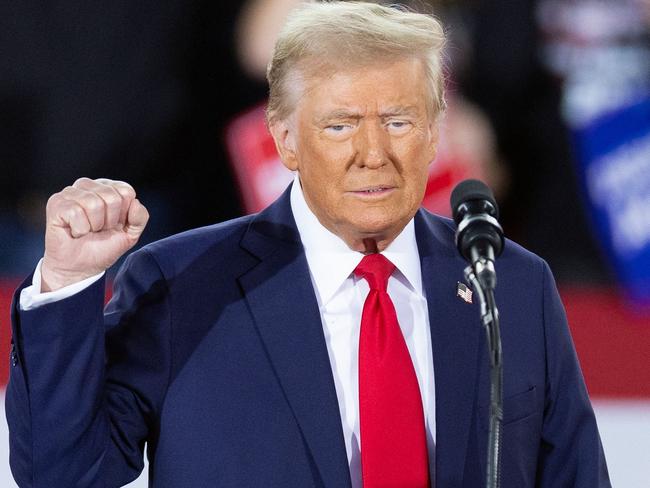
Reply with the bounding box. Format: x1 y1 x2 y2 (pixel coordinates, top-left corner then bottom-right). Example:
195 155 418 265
574 97 650 308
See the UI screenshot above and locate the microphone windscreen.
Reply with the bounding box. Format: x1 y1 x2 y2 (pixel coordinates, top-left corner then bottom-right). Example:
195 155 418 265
450 179 497 221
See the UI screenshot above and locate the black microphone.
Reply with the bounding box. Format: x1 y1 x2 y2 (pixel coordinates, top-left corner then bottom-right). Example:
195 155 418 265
450 179 504 289
452 180 505 488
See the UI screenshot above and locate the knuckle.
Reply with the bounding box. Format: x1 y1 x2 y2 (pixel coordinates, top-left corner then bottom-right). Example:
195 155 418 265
108 200 122 215
115 183 136 199
67 203 84 219
46 192 62 210
82 195 104 214
101 191 121 209
73 177 92 187
62 202 85 223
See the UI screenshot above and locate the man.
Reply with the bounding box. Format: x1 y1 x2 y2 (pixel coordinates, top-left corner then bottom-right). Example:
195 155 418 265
7 2 610 487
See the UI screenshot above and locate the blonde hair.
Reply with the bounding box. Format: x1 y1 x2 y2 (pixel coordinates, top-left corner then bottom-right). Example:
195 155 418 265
266 1 447 122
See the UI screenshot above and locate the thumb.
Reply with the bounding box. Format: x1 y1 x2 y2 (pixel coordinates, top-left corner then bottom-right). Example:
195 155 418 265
124 198 149 239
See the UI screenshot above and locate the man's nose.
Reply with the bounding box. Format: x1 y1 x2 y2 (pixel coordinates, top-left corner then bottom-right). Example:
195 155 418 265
355 121 389 168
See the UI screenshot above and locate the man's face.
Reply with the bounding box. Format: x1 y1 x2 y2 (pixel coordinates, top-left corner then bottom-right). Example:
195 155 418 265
272 57 439 251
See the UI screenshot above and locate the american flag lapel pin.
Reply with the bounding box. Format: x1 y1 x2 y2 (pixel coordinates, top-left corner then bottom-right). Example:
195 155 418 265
456 282 473 304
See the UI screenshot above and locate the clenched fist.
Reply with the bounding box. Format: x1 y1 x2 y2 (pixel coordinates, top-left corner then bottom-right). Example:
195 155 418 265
41 178 149 292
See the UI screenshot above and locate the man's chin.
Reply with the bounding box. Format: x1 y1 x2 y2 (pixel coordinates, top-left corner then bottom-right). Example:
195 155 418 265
340 219 409 252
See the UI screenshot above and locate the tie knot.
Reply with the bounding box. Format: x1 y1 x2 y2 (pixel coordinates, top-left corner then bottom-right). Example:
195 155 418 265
354 254 396 291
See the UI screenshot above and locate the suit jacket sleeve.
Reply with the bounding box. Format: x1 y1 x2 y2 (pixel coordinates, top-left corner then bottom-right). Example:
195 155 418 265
6 248 171 487
537 260 610 486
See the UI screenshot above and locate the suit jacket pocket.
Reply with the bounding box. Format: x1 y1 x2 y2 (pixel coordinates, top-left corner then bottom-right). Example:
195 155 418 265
480 385 540 430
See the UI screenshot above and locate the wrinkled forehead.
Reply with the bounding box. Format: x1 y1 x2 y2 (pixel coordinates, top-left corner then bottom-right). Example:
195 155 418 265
280 55 432 119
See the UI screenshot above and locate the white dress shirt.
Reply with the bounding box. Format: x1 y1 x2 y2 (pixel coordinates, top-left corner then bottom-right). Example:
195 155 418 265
290 178 436 488
19 179 437 486
20 259 104 311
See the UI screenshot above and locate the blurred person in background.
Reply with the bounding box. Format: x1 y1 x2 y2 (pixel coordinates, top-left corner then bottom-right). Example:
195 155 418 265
431 0 613 283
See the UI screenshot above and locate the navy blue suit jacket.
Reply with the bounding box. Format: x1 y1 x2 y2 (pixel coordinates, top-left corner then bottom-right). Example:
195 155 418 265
7 186 610 487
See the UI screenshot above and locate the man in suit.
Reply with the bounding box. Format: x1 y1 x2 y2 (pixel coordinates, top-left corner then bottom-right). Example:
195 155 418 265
7 2 610 487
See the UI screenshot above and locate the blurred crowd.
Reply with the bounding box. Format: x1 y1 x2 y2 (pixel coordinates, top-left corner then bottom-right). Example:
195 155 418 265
1 0 649 292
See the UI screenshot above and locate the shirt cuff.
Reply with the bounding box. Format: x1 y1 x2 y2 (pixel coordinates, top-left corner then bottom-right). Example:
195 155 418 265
19 258 105 311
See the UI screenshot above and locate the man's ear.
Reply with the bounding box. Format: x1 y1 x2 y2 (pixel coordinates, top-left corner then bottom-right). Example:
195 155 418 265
426 120 440 165
269 117 299 171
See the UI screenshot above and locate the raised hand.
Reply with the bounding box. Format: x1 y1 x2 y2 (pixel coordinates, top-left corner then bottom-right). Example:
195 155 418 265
41 177 149 292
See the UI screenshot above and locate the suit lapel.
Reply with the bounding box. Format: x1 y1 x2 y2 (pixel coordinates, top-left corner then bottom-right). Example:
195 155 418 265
238 188 352 488
415 210 483 486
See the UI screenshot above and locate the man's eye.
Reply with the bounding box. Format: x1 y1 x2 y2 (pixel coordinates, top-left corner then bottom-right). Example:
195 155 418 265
324 124 353 135
386 120 413 134
388 121 410 129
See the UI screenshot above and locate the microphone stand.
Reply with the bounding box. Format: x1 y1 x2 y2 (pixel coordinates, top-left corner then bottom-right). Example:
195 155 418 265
464 253 503 488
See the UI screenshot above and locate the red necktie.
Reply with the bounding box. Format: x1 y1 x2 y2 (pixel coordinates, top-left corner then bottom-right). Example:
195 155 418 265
355 253 430 488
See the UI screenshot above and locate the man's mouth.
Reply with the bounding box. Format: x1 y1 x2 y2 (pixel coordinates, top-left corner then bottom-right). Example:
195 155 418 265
350 186 396 197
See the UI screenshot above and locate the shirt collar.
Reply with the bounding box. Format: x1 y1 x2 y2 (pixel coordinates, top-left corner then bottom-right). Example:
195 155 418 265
290 176 423 306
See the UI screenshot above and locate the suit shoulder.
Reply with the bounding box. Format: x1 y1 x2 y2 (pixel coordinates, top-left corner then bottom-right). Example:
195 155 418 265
128 214 256 278
149 214 254 251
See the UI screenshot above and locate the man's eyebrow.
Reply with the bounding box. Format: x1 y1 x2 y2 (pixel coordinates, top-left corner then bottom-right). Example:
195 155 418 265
379 105 420 117
313 110 362 124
